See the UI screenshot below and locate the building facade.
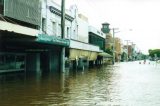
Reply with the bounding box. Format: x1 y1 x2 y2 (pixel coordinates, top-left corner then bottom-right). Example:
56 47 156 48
0 0 41 72
89 26 106 51
68 13 101 69
0 0 106 73
115 37 122 62
41 0 74 38
0 0 70 73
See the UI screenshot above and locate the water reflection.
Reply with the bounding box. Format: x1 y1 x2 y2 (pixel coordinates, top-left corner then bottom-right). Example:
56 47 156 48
0 65 117 106
0 71 65 106
1 62 160 106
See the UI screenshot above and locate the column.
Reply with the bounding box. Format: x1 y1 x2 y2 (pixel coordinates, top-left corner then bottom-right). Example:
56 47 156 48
26 53 40 72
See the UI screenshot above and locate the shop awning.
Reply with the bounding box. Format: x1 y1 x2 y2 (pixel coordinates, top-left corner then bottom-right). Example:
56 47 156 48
69 49 98 61
98 52 113 58
0 20 38 36
36 34 70 47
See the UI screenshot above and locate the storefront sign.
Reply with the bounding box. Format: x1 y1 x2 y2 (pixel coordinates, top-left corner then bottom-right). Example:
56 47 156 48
37 34 70 47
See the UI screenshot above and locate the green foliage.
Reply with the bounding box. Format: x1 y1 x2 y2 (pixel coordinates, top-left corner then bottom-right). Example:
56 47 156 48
121 52 127 60
148 49 160 58
105 48 113 55
141 54 148 59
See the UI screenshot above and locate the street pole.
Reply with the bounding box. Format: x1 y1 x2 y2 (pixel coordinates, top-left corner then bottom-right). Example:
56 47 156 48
111 28 119 65
125 40 130 61
132 43 136 61
112 29 115 65
130 42 134 61
61 0 65 73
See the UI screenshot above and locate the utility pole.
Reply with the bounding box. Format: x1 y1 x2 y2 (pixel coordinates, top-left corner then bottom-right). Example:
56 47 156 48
125 40 130 62
132 43 136 61
61 0 65 72
130 42 134 61
112 29 115 65
112 28 119 65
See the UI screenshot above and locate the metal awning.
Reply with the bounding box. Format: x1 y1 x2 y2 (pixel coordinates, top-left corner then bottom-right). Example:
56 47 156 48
0 20 38 36
69 49 98 61
98 52 113 58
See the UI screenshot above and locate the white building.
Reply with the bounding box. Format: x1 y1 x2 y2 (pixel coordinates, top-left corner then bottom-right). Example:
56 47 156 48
69 12 101 61
88 26 106 39
41 0 75 39
40 1 105 68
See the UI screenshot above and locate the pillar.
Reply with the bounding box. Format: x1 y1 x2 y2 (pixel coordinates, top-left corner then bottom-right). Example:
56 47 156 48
26 53 40 72
49 51 60 72
89 61 94 67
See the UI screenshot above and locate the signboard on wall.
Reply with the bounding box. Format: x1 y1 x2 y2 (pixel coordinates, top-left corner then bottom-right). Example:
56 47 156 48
37 34 70 47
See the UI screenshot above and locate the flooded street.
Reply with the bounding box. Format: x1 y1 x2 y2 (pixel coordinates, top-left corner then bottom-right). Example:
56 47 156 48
0 61 160 106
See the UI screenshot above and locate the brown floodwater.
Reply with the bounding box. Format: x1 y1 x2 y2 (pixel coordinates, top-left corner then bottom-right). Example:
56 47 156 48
0 61 160 106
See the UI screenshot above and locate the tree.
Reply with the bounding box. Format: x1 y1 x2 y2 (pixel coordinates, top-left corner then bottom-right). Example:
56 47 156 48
105 48 113 55
121 52 127 61
148 49 160 58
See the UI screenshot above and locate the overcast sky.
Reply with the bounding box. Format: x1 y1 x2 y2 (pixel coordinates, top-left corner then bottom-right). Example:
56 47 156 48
54 0 160 54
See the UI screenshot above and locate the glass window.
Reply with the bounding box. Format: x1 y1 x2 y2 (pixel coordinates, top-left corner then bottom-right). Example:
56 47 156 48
67 27 69 38
0 55 5 65
52 22 56 36
58 24 61 36
16 55 25 69
6 55 15 63
0 0 4 4
42 18 46 33
103 25 108 29
0 0 4 14
5 54 16 69
16 55 25 62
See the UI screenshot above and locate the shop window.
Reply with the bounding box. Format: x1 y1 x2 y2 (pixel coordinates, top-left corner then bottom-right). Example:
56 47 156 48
0 0 4 14
52 22 56 36
67 27 70 38
42 18 46 33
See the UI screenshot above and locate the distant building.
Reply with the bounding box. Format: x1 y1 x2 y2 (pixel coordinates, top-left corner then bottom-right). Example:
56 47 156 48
88 26 106 51
115 37 122 62
101 22 112 50
123 45 132 61
105 33 113 50
101 22 110 34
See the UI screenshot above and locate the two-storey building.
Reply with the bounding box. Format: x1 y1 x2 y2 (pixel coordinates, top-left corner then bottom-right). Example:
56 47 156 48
89 26 112 65
0 0 70 73
0 0 41 72
68 12 101 69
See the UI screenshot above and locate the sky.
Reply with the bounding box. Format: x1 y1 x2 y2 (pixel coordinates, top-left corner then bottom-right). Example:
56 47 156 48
54 0 160 54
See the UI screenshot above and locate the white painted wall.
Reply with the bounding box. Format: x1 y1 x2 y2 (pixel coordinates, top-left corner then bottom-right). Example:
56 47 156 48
70 40 100 52
41 1 89 43
69 5 79 40
88 26 106 38
41 0 74 39
77 17 89 43
40 1 101 53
